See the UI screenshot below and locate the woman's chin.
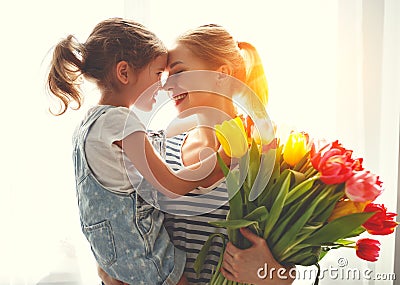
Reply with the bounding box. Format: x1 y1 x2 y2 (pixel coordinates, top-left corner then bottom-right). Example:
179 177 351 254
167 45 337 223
174 99 190 116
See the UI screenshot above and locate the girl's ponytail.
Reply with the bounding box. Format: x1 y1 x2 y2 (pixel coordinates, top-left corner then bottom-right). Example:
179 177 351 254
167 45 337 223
238 41 268 107
47 35 85 116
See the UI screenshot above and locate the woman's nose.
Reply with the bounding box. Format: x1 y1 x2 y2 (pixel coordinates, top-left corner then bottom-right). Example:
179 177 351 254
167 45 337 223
162 76 176 91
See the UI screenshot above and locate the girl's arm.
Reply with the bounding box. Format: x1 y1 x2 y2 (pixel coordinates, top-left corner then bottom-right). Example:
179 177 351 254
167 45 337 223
120 131 230 198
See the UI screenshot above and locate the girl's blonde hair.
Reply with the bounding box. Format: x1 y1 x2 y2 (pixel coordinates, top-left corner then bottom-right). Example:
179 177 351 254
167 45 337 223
47 17 167 115
175 24 268 107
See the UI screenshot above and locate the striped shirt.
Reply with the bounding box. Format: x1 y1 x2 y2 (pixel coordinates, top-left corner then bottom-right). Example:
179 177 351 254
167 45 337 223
163 134 229 285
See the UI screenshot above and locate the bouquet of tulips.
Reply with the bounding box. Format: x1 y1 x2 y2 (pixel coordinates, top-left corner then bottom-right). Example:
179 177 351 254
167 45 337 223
194 116 399 285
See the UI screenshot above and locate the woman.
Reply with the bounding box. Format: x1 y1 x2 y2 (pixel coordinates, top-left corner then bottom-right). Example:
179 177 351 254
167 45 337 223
99 24 293 285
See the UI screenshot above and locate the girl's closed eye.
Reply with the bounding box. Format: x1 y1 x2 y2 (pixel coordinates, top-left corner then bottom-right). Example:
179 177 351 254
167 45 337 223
159 71 169 87
156 71 163 82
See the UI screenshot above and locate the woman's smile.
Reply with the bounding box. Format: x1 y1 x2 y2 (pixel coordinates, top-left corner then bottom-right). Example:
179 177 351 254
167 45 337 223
172 92 188 106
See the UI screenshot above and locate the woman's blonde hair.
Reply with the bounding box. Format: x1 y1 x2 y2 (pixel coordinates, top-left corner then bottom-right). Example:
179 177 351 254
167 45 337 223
47 17 167 115
175 24 268 107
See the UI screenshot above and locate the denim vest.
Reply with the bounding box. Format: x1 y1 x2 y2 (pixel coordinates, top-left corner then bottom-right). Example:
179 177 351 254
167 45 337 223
72 105 185 285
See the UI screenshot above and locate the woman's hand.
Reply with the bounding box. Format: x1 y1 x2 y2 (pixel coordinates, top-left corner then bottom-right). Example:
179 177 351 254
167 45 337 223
221 228 295 285
97 264 127 285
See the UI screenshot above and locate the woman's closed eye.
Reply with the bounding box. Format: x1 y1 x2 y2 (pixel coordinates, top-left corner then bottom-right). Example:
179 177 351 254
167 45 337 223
163 69 187 91
169 69 186 76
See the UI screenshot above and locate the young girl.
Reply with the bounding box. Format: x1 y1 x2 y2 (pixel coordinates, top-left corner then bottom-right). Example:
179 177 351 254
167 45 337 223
47 18 228 285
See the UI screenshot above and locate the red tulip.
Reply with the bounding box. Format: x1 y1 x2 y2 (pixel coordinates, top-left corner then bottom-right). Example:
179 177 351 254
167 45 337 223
261 138 278 153
345 171 383 202
356 238 380 262
311 140 363 184
363 203 399 235
244 115 254 140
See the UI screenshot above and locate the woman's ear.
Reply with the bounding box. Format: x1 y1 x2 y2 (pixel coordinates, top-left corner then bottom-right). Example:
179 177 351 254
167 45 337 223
116 61 130 84
217 64 233 76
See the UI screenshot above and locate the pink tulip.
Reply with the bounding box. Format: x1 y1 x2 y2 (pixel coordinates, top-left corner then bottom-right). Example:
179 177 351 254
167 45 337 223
345 171 383 202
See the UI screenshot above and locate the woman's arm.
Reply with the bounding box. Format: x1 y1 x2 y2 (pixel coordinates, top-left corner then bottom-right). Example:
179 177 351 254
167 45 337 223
165 116 197 138
221 228 295 285
97 263 188 285
120 131 230 198
97 265 127 285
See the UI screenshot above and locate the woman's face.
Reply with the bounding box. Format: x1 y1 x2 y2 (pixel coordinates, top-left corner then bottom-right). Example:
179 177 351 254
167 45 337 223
166 43 219 117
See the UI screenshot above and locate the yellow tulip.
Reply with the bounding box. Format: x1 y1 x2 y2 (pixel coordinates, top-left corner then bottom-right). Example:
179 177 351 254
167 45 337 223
283 132 309 167
215 117 248 158
328 200 369 222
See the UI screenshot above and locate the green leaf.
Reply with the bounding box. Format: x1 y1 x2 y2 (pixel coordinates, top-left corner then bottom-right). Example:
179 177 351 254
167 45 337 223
298 254 319 267
296 222 324 238
273 186 333 257
225 169 240 200
242 181 250 211
319 248 330 261
243 206 269 223
263 172 291 239
249 150 275 202
279 245 320 265
194 233 226 276
289 169 307 186
284 175 319 205
238 151 250 188
342 226 366 239
266 144 283 188
335 239 356 246
304 212 376 245
260 169 291 209
209 218 259 229
246 139 260 190
269 184 321 246
311 191 344 223
216 152 230 177
245 199 258 215
269 199 304 246
226 211 239 246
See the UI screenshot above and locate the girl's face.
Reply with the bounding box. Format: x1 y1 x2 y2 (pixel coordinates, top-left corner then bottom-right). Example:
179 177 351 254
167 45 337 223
133 54 167 111
166 44 219 117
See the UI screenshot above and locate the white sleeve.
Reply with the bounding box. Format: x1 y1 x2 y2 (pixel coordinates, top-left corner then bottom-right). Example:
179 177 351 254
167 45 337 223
97 107 146 145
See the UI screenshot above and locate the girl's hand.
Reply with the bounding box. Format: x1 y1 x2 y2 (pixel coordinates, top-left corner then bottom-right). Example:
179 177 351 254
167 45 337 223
221 228 295 285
